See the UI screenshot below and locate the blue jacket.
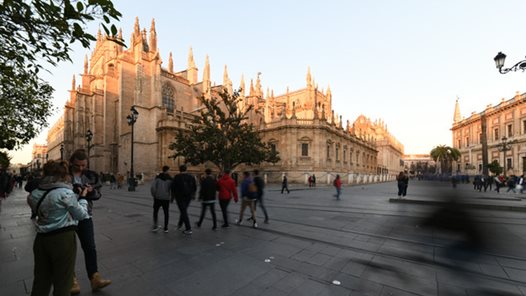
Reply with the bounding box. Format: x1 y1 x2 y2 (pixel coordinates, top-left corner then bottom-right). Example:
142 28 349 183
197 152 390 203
30 179 90 234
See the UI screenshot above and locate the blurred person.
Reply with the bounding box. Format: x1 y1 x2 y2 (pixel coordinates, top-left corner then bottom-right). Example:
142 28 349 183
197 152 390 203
216 169 238 228
0 167 11 198
150 166 172 232
171 164 197 235
281 175 290 194
196 169 217 230
29 160 90 296
396 171 409 197
253 169 268 224
236 171 258 228
69 149 111 293
333 174 342 200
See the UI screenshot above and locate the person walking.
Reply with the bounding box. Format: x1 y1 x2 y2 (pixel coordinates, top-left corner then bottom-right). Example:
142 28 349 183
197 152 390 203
253 169 269 224
171 165 197 235
237 171 258 228
29 160 90 296
216 169 238 228
68 149 111 294
196 169 218 230
333 174 342 200
150 166 172 233
396 171 409 198
281 175 290 194
506 175 517 194
494 175 503 193
312 174 316 187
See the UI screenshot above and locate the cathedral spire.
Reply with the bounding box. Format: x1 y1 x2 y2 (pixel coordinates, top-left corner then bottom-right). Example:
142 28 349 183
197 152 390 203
306 66 312 88
203 55 210 84
71 74 76 91
149 18 157 52
255 72 262 97
240 74 245 97
168 52 174 73
453 97 462 123
134 16 140 36
223 65 232 94
249 79 255 97
187 47 197 84
141 29 149 51
84 54 88 75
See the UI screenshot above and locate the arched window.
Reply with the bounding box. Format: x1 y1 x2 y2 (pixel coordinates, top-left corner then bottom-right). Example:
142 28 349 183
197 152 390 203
162 83 175 113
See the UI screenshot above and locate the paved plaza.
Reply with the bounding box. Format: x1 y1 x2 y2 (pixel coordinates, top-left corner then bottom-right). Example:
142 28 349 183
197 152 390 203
2 180 526 295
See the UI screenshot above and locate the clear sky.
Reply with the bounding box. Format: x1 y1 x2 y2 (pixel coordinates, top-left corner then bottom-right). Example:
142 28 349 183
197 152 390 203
9 0 526 164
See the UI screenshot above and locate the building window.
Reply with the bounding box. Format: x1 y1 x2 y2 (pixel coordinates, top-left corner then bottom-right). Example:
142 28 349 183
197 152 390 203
457 139 461 148
327 144 331 160
343 149 347 162
523 120 526 134
465 136 469 147
507 124 513 137
335 147 339 161
479 133 482 144
301 143 308 156
270 143 277 154
162 84 175 113
494 128 499 141
507 158 512 170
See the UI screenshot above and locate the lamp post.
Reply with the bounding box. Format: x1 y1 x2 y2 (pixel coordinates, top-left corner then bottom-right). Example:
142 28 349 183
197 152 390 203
60 144 64 161
85 129 93 169
499 137 514 177
127 106 139 191
494 52 526 74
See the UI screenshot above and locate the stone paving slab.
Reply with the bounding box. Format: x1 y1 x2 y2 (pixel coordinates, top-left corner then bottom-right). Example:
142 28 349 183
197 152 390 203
1 180 526 295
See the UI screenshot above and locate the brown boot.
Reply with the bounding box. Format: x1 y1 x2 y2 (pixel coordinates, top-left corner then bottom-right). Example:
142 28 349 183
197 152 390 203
70 275 80 295
90 272 111 291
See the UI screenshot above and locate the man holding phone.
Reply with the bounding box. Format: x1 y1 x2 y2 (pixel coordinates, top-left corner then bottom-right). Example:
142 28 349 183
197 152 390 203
69 149 111 294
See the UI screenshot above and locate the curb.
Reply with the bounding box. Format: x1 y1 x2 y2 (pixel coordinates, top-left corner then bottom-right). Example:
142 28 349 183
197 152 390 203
388 198 526 212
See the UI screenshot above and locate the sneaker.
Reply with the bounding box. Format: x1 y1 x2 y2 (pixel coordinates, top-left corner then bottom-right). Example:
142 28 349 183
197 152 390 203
182 230 193 235
253 222 258 229
151 225 161 232
221 224 229 228
163 228 169 233
235 219 242 225
195 222 201 228
264 219 269 224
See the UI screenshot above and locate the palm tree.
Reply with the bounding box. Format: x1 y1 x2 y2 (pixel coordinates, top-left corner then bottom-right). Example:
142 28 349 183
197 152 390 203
430 145 461 174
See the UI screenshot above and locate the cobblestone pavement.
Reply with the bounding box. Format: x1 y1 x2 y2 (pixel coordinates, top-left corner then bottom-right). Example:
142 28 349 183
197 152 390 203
2 180 526 295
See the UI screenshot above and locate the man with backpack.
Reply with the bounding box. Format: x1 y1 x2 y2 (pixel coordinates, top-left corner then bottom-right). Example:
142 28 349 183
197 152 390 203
171 165 197 235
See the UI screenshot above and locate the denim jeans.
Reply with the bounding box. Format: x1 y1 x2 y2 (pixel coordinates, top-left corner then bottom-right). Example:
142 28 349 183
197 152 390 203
219 199 231 226
153 199 170 229
76 218 98 279
176 198 191 231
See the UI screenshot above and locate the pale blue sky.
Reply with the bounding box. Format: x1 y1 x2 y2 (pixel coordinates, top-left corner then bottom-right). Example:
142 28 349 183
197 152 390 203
10 0 526 163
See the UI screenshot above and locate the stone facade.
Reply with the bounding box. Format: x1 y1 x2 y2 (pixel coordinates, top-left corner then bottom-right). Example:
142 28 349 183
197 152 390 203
452 92 526 176
47 18 404 183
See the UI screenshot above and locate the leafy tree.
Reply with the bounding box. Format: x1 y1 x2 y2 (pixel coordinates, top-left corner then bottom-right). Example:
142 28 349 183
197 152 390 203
169 89 280 172
0 0 122 149
0 151 11 169
486 160 503 175
430 145 461 174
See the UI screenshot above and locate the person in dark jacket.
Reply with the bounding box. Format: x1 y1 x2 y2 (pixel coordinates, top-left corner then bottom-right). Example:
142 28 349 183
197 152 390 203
196 169 217 230
69 149 111 294
171 165 197 235
253 169 268 224
396 171 409 198
281 175 290 194
151 166 172 233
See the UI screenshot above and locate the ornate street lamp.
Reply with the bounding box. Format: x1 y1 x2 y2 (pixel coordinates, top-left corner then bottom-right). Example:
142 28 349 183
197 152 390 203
494 52 526 74
127 106 139 191
85 129 94 169
498 137 514 177
60 143 64 161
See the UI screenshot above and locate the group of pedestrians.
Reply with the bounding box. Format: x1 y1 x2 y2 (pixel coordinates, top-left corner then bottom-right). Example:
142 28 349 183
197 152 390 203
26 149 111 296
150 166 269 235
